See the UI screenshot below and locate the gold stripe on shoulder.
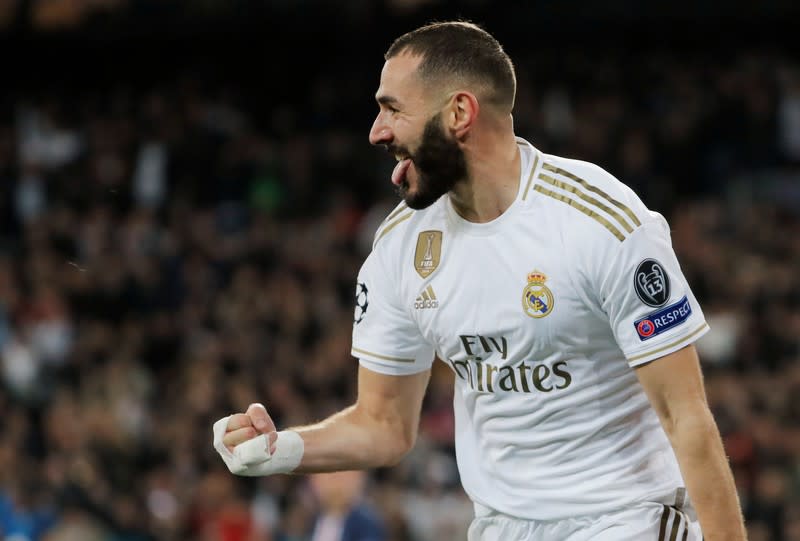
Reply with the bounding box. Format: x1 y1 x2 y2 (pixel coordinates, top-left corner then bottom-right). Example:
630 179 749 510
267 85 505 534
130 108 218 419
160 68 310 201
538 172 634 233
533 184 625 241
374 211 413 245
384 202 408 222
352 347 415 363
627 323 709 363
542 163 642 227
521 150 541 201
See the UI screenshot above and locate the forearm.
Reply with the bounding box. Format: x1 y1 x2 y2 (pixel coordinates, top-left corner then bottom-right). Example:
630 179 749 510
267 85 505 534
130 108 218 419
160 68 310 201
215 368 428 477
290 403 413 473
667 409 746 541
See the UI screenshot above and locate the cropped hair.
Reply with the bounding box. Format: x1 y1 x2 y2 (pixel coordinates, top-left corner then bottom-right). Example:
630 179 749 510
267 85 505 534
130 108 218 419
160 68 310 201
385 21 517 112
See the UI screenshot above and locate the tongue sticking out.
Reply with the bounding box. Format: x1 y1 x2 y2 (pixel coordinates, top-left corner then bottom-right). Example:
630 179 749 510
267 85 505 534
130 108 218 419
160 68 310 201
391 158 412 186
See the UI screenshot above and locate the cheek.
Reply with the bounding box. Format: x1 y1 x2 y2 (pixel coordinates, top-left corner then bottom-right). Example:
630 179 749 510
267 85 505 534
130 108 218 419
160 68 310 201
396 119 424 148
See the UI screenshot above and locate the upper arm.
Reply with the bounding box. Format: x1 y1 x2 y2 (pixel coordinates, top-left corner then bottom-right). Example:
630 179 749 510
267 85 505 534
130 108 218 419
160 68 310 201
355 364 431 452
351 246 435 374
580 203 709 367
634 344 712 435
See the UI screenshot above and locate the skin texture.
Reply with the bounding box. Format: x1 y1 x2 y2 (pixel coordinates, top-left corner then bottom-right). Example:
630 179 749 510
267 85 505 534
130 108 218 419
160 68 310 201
223 367 430 470
220 47 746 541
635 345 746 540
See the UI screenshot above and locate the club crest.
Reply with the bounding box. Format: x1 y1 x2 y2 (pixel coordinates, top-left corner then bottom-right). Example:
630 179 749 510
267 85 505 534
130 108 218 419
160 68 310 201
522 270 554 318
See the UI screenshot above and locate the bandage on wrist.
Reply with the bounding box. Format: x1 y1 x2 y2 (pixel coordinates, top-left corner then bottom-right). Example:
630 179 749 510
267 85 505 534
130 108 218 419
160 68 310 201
231 430 305 476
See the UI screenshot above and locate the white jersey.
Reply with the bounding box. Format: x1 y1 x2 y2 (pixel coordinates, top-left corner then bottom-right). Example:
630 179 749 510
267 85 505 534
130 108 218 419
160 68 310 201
351 138 709 521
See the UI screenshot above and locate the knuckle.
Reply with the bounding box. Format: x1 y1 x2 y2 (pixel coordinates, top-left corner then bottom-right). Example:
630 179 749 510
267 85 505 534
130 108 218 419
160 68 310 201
247 402 266 413
228 414 251 429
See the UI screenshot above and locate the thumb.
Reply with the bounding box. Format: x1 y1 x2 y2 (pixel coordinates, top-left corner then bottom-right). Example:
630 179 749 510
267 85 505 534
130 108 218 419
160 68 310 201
246 402 277 434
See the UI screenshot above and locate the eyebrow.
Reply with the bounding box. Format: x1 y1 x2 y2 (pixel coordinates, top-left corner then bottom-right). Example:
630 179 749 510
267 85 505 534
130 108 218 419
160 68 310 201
376 95 400 107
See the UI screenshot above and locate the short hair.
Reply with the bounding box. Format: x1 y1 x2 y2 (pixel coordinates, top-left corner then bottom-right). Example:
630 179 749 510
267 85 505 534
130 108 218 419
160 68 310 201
385 21 517 112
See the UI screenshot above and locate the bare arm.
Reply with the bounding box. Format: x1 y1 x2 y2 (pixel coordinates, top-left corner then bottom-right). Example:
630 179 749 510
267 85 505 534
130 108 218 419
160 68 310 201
222 365 430 474
635 345 746 541
291 365 430 473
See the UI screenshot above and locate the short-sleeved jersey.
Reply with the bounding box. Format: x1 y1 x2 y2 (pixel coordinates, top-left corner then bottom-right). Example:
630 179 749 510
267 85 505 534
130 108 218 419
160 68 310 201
351 138 708 521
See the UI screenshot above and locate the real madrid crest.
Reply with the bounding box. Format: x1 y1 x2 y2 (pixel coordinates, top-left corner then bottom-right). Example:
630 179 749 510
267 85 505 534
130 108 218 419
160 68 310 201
522 270 554 318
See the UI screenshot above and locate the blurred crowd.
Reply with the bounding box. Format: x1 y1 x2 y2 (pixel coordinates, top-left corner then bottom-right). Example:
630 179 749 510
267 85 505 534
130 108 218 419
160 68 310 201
1 14 799 541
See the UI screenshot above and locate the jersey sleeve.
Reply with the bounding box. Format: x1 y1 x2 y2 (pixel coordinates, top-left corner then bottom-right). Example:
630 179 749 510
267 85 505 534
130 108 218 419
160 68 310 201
596 213 709 367
351 249 435 376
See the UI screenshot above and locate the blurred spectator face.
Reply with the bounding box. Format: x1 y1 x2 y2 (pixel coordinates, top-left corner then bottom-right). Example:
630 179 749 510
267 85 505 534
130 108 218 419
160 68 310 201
785 504 800 541
310 470 367 513
746 520 771 541
755 467 788 505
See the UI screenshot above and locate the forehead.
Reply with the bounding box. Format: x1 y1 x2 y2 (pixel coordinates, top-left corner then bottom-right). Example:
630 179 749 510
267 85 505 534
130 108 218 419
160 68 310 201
375 53 425 104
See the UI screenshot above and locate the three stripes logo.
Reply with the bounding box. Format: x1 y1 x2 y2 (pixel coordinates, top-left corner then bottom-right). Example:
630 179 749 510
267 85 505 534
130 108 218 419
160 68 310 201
414 285 439 310
657 505 692 541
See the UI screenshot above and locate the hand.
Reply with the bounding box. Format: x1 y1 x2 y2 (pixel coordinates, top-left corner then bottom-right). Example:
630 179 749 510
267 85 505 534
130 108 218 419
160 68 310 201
222 403 279 453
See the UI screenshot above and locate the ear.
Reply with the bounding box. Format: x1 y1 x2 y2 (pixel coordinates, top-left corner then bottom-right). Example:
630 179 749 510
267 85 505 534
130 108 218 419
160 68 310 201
445 91 479 138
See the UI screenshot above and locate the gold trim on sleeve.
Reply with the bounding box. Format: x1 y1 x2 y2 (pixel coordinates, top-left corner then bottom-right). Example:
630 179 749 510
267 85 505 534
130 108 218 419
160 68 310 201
352 347 415 363
627 322 710 363
538 173 635 233
533 184 626 241
374 212 413 245
542 163 642 227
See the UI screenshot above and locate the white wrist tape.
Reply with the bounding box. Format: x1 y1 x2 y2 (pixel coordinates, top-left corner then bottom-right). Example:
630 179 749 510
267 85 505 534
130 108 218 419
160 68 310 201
212 416 304 477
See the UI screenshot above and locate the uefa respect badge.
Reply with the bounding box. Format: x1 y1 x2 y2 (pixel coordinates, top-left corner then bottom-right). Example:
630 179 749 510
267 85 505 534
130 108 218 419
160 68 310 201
634 296 692 341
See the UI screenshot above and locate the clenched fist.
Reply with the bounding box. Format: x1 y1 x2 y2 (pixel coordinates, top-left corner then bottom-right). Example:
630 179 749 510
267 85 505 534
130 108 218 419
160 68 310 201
213 403 304 477
220 403 278 453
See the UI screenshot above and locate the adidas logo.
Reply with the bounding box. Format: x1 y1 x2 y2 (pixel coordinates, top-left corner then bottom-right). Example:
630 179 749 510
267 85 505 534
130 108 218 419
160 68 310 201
414 285 439 309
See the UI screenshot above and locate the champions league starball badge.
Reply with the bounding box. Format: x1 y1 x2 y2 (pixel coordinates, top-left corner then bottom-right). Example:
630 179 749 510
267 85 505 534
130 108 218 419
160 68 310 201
354 282 369 324
634 259 670 307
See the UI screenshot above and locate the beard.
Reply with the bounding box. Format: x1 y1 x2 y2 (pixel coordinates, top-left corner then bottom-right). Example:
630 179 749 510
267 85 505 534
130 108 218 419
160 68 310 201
394 113 468 210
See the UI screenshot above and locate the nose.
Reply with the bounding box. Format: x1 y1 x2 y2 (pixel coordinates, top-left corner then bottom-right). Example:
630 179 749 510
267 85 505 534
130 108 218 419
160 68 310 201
369 112 393 146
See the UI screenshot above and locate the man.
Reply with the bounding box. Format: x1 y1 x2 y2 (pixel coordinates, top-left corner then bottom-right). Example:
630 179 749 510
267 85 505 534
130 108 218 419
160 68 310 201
308 470 385 541
213 21 747 540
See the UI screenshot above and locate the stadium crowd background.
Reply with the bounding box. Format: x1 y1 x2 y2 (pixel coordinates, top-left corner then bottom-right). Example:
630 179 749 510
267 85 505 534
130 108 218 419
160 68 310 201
1 1 799 540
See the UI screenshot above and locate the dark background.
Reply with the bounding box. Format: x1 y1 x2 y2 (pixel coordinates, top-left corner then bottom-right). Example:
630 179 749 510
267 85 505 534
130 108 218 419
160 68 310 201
0 1 798 540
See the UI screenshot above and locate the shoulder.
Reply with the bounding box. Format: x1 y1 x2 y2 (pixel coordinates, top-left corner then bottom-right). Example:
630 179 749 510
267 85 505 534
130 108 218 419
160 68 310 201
358 199 445 282
371 201 415 250
533 152 655 244
370 198 447 252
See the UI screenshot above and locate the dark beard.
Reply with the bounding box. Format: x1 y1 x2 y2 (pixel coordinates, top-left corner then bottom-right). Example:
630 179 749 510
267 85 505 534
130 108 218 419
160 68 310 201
396 113 467 210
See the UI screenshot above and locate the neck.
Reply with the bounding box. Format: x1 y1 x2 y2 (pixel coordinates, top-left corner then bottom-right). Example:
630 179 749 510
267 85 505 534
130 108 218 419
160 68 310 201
449 126 521 223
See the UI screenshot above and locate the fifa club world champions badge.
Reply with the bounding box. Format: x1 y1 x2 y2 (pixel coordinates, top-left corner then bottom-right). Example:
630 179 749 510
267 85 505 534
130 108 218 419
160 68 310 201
523 270 554 318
